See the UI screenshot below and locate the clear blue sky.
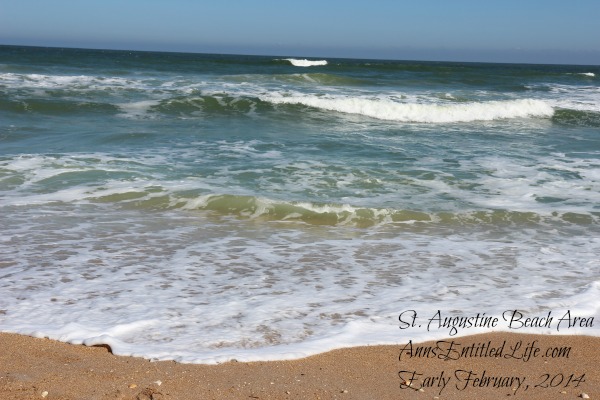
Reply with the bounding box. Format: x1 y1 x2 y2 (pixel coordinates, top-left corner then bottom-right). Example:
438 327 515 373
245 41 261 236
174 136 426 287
2 0 599 64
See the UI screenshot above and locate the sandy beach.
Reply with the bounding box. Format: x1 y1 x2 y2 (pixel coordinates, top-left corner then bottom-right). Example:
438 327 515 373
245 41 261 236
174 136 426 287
1 331 598 400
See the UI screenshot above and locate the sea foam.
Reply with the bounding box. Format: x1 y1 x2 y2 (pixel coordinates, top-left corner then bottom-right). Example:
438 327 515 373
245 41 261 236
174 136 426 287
2 48 599 365
263 94 555 123
284 59 328 67
2 206 599 363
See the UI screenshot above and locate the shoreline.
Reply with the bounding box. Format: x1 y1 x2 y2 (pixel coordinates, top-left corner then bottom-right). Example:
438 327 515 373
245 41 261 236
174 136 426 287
1 332 598 399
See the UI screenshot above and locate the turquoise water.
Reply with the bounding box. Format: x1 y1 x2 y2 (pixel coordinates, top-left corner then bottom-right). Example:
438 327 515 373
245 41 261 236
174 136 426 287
0 45 599 362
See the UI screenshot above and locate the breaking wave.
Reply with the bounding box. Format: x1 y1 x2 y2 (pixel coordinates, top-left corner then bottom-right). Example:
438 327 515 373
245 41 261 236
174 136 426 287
262 95 555 123
169 194 598 227
0 72 141 90
284 59 328 67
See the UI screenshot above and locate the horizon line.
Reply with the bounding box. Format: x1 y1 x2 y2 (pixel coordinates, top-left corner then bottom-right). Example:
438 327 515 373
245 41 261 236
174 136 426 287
2 42 600 67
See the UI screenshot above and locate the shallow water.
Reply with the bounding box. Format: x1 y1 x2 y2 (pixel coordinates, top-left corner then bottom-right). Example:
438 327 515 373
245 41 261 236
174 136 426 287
1 46 598 362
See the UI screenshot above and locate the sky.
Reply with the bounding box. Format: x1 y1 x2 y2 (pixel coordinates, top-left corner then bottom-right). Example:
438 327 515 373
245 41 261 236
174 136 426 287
1 0 600 64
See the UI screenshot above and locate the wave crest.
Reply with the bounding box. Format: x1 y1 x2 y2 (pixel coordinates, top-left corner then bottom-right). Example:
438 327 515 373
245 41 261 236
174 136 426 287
170 194 596 227
284 59 328 67
262 95 555 123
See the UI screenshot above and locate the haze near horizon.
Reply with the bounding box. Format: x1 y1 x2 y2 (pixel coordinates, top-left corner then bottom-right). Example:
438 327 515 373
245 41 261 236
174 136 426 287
1 0 599 64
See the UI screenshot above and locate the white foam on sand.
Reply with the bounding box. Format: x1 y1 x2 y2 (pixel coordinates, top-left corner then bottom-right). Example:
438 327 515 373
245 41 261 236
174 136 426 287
1 204 599 364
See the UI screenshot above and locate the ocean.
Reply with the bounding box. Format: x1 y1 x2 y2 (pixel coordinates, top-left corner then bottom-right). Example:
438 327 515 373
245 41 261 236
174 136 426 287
0 45 598 363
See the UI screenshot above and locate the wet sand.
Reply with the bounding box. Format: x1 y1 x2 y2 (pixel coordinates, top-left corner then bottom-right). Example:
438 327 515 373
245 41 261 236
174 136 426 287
0 331 598 399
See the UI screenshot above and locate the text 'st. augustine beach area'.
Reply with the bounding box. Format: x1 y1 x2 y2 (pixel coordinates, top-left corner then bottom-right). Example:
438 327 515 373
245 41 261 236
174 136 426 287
0 44 599 399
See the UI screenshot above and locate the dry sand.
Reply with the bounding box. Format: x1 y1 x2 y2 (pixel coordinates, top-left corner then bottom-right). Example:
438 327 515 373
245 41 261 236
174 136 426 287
0 331 598 400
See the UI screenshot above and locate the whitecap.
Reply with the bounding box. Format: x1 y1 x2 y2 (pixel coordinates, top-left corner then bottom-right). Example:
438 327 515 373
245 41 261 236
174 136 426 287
262 94 555 123
117 100 161 119
284 59 328 67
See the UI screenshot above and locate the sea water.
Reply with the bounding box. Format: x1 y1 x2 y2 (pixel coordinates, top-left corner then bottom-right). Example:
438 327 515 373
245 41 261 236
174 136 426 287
0 45 598 363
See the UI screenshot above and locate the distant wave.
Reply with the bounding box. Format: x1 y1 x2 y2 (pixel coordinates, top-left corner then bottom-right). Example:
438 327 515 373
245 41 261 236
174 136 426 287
283 59 328 67
273 72 365 86
565 72 596 78
0 72 137 89
262 95 555 123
